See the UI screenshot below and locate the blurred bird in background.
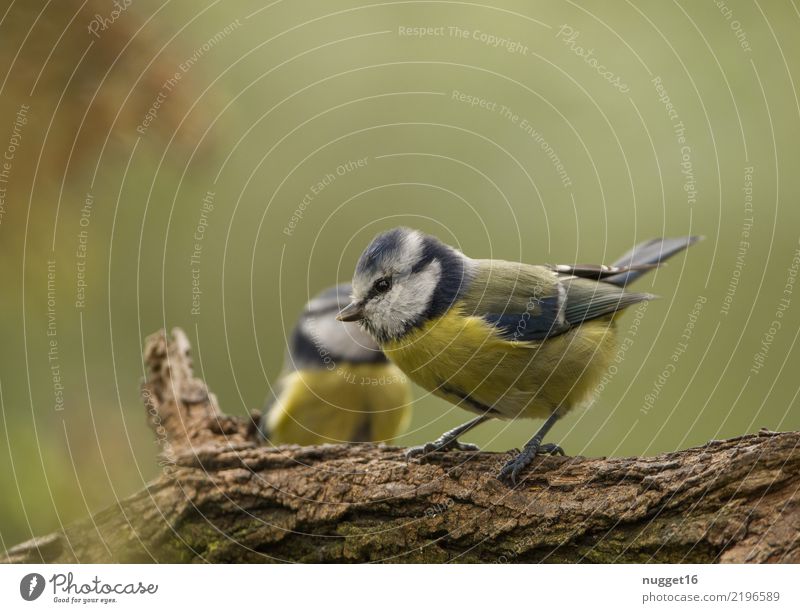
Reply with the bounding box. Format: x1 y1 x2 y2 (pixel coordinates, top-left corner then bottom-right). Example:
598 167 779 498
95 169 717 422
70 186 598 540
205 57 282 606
260 284 412 445
338 228 701 483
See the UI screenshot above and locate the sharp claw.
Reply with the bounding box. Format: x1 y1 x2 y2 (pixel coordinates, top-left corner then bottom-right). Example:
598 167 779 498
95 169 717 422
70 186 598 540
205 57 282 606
405 445 427 459
496 461 515 484
405 439 480 460
498 463 523 485
423 441 443 454
539 443 565 456
497 442 564 484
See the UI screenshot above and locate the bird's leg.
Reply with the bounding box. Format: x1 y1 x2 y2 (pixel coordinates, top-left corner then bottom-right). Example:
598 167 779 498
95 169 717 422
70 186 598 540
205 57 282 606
405 415 490 459
498 411 564 484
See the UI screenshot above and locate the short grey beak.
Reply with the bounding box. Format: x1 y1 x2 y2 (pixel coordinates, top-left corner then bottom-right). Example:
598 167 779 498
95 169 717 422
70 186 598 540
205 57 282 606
336 301 365 322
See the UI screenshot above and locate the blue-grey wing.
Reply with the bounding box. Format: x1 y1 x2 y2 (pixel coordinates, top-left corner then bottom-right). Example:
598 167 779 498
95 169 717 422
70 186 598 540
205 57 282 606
464 260 652 343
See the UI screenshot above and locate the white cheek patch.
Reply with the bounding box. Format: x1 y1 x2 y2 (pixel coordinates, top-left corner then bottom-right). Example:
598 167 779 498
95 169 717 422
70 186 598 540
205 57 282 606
368 259 442 339
391 259 441 318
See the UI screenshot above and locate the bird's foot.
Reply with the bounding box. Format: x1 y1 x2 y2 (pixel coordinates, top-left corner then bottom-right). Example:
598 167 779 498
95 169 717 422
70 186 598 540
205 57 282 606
405 438 480 460
497 442 565 485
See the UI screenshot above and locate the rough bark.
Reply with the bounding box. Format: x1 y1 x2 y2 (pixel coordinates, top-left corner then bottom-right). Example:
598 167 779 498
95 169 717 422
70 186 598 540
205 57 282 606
4 328 799 563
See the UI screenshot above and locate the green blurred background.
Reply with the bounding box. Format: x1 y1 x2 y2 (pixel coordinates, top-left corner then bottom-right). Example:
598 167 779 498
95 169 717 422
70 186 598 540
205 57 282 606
1 0 799 549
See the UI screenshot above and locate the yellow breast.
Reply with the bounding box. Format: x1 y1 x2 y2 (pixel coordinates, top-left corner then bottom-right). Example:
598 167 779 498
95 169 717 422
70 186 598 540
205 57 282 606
381 303 616 420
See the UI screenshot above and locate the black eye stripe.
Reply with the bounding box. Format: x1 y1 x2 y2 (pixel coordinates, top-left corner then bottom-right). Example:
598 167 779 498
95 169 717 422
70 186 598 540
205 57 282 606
369 276 392 298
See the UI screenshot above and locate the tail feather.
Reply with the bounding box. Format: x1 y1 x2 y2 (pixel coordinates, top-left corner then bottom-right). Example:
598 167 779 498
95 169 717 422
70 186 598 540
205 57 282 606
605 236 703 286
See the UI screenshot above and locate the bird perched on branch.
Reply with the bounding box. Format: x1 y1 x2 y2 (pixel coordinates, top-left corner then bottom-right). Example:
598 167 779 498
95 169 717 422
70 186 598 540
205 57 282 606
337 228 701 484
260 284 412 445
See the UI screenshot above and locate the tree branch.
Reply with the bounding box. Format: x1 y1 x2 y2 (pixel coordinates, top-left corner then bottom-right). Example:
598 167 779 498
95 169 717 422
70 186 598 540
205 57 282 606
4 328 799 563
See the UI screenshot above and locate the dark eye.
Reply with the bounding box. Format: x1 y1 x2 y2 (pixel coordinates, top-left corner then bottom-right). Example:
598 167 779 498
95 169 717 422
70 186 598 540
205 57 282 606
373 277 392 294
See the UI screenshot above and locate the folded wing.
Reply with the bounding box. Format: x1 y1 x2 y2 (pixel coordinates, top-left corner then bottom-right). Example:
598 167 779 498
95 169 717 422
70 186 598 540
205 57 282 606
466 259 653 343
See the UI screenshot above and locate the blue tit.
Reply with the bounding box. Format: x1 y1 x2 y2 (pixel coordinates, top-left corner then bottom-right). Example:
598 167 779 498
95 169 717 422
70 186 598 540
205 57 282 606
260 283 413 446
337 228 701 483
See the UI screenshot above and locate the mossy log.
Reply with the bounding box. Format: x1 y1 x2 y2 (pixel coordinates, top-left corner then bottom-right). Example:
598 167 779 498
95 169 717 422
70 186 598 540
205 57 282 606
4 329 799 563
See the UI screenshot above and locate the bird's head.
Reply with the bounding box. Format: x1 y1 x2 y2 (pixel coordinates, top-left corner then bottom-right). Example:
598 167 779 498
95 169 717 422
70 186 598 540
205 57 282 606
291 283 385 369
338 227 472 343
